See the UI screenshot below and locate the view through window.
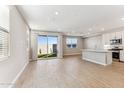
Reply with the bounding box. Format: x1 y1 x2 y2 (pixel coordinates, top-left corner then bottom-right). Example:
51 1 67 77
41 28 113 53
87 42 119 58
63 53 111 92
37 35 58 59
66 37 77 48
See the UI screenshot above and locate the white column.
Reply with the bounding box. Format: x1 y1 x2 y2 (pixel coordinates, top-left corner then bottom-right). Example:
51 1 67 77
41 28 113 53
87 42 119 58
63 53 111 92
57 35 63 58
31 32 38 61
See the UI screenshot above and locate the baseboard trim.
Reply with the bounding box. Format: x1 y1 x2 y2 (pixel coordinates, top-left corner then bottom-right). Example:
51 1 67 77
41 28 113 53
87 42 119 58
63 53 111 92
64 53 81 56
8 62 29 88
83 58 106 66
30 59 37 62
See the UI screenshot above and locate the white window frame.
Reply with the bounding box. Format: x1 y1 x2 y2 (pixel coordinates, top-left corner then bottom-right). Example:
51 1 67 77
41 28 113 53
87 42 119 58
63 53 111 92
66 37 77 48
0 26 10 61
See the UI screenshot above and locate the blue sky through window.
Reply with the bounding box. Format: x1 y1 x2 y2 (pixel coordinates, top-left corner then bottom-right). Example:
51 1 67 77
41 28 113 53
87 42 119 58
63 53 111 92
38 36 57 45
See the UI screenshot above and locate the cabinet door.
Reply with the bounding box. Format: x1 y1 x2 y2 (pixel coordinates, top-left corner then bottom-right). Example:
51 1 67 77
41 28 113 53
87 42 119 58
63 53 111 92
0 6 9 31
122 31 124 45
120 51 124 61
109 32 116 40
102 33 110 45
116 31 122 39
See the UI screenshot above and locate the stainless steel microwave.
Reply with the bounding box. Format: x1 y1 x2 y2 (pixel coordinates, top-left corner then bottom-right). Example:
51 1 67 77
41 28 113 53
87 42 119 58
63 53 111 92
110 39 122 45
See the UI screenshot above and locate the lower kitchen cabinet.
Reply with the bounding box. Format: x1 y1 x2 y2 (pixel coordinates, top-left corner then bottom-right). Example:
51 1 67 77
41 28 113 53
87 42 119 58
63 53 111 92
120 50 124 62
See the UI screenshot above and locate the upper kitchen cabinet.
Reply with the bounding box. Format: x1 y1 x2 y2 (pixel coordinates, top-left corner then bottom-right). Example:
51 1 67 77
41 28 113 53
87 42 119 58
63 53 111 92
115 31 122 39
121 31 124 45
109 32 116 40
102 33 110 45
0 6 9 31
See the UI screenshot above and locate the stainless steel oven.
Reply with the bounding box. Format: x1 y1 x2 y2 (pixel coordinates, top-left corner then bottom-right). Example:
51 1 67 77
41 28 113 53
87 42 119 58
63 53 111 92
112 51 120 61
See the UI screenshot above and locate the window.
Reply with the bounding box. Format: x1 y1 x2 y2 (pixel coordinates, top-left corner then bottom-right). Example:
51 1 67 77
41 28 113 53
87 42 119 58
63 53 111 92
0 28 9 60
0 6 9 61
66 37 77 48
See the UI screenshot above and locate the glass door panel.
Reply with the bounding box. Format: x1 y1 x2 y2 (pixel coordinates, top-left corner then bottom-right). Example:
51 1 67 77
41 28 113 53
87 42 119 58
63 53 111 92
47 36 58 58
37 35 48 59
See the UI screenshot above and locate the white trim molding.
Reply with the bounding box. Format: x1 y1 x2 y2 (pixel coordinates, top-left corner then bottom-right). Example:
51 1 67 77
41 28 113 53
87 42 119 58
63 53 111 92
8 62 29 88
64 53 81 56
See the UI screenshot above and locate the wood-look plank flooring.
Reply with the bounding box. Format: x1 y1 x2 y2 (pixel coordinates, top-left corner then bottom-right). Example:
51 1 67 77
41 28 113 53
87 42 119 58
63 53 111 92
14 55 124 88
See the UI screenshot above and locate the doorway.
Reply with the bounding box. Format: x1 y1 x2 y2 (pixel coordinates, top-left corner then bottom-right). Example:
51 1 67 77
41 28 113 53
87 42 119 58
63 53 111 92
37 35 58 59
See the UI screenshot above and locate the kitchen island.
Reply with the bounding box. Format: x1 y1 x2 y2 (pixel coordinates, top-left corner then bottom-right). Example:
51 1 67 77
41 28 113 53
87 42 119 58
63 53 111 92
82 49 112 66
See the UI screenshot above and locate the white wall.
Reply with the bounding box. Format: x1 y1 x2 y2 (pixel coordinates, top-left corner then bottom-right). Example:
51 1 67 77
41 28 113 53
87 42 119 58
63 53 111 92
0 6 29 87
83 35 103 50
63 36 83 55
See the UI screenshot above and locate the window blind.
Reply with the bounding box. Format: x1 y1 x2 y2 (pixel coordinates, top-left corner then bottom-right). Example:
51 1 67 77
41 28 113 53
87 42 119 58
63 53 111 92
0 28 9 59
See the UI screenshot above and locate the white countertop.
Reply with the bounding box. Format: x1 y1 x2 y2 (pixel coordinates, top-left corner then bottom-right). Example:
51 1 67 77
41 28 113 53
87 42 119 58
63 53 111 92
82 49 112 53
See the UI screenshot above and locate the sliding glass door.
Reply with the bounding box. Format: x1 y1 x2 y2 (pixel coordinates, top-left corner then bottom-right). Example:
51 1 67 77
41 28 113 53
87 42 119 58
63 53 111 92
37 35 58 59
37 35 48 58
47 36 58 58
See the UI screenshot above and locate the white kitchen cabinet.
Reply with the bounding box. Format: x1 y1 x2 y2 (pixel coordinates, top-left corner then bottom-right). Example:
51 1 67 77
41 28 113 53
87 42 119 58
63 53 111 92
109 31 122 39
102 33 110 45
0 6 9 31
115 31 122 39
109 32 116 40
82 49 112 65
121 31 124 45
120 50 124 61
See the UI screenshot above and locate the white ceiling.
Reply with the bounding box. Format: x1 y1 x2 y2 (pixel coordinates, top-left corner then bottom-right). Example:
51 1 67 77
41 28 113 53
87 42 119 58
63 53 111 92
17 5 124 36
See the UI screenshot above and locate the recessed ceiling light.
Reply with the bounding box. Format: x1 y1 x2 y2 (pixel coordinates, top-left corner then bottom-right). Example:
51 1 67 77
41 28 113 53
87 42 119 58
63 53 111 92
81 34 84 36
87 32 90 35
55 11 59 15
88 28 92 31
121 17 124 20
57 28 61 31
71 31 75 33
101 28 105 31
